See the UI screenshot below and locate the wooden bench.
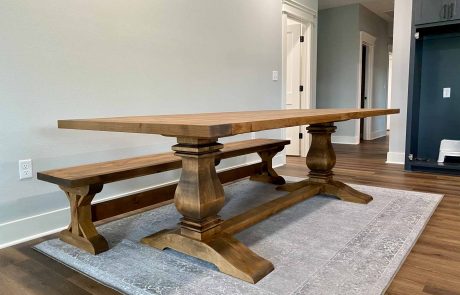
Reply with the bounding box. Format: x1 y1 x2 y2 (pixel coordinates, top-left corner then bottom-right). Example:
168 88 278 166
37 139 289 254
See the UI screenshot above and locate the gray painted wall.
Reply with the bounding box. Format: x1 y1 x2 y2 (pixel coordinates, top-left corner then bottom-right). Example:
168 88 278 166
359 5 390 135
317 4 390 140
317 5 360 138
0 0 320 246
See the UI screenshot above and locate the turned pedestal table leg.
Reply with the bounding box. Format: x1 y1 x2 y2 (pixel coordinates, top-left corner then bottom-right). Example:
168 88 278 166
278 123 372 204
141 138 273 284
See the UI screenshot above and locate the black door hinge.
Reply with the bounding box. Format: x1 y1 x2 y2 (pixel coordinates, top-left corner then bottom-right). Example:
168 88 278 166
300 36 305 42
299 133 303 139
299 85 304 92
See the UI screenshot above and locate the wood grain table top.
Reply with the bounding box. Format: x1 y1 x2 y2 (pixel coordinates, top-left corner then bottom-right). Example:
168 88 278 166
58 108 399 138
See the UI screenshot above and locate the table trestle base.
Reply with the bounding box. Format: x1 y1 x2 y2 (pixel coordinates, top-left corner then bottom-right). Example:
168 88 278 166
141 137 322 284
141 181 322 283
141 137 277 283
221 184 322 235
277 123 372 204
141 229 273 284
277 179 372 204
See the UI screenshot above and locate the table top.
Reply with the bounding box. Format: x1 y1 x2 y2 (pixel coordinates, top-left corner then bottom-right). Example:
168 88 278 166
58 108 399 138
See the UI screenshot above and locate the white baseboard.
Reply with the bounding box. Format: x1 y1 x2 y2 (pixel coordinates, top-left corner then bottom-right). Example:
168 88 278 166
0 208 69 249
332 131 386 145
370 130 387 140
332 135 360 145
386 152 405 164
274 153 286 167
0 156 286 249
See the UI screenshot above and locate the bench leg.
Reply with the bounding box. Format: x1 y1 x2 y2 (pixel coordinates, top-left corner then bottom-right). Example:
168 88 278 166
250 147 286 185
59 184 109 255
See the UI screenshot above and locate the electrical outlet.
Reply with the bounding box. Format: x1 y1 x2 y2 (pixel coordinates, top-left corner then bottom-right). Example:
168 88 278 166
19 159 33 180
443 88 451 98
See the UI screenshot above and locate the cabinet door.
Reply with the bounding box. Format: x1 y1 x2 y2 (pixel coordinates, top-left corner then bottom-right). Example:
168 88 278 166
414 0 450 25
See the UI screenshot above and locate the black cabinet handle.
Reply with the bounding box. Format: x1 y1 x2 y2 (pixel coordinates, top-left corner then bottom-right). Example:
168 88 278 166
442 4 448 19
450 3 455 19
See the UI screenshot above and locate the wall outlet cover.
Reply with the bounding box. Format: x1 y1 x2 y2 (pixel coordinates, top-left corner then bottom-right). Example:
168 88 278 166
443 88 451 98
19 159 33 180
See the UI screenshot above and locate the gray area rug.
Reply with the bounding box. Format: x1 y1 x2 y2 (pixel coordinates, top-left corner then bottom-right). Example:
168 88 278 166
34 177 442 295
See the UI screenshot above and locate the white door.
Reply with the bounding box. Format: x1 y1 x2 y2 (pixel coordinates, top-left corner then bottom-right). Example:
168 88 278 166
285 23 302 156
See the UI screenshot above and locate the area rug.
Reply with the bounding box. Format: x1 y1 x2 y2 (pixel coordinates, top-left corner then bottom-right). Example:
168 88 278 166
34 177 442 295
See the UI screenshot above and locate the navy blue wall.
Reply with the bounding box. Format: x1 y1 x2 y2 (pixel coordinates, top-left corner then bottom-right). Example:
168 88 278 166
417 34 460 160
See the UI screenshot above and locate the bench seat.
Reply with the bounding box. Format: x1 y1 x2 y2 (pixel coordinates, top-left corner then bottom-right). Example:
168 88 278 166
37 139 289 254
38 139 288 188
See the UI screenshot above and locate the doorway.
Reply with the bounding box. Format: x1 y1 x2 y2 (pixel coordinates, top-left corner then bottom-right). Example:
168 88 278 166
387 52 393 131
285 18 303 156
281 4 317 157
357 31 376 142
284 18 314 156
360 45 368 141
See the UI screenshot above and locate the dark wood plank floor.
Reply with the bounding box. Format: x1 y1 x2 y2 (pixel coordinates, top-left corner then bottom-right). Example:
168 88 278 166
0 137 459 294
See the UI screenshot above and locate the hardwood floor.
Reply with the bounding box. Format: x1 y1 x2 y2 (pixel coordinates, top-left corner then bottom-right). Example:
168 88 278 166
0 136 459 294
278 137 460 295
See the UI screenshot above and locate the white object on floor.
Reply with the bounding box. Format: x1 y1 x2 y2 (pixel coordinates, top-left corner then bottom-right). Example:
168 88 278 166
438 140 460 163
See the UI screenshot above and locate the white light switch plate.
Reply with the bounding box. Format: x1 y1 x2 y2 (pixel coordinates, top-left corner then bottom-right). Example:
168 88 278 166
272 71 279 81
443 88 451 98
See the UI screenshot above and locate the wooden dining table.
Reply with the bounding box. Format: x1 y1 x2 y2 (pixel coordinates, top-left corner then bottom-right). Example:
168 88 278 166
58 108 399 283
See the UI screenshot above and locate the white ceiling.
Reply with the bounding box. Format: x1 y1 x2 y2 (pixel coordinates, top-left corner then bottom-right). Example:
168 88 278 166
319 0 395 22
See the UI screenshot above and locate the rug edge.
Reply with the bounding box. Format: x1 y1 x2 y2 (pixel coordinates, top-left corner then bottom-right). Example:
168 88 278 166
377 193 444 294
32 245 137 295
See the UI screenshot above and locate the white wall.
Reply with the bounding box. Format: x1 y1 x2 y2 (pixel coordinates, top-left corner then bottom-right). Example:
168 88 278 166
387 0 413 164
0 0 317 247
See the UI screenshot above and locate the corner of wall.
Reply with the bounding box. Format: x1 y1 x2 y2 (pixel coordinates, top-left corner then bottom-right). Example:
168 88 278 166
332 135 360 145
386 152 405 164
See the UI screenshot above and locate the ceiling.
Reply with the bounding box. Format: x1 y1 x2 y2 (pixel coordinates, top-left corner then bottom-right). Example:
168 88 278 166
318 0 395 22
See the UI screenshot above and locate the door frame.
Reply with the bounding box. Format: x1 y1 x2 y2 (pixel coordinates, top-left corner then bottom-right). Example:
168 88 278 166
356 31 376 141
387 52 393 130
281 0 317 157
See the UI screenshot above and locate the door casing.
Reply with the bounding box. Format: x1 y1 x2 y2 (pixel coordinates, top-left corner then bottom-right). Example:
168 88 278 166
357 31 376 141
281 1 317 157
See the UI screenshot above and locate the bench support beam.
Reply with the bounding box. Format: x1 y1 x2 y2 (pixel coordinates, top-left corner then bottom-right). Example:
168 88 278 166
59 184 109 255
